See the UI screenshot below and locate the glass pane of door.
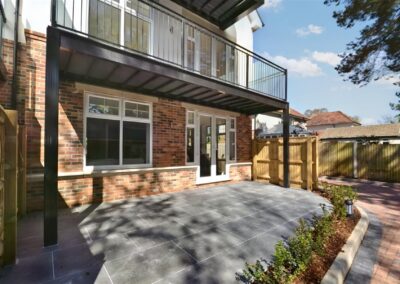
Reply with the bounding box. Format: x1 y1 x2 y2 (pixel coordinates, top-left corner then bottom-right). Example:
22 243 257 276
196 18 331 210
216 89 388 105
216 118 226 176
200 115 212 177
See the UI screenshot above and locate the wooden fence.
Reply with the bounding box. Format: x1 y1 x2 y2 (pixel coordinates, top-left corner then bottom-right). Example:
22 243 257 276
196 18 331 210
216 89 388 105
252 137 319 190
0 106 18 266
319 141 400 183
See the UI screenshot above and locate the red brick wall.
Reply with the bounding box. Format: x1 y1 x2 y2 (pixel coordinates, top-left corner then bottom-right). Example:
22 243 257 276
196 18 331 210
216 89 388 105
1 30 253 212
237 114 252 162
153 98 186 167
0 39 13 109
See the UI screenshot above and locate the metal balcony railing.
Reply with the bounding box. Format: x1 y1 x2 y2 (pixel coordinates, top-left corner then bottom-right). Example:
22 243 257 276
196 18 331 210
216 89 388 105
0 2 6 56
52 0 287 101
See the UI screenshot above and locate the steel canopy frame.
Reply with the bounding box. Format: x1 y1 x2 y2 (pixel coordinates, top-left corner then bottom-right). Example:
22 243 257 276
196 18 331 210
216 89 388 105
44 27 60 247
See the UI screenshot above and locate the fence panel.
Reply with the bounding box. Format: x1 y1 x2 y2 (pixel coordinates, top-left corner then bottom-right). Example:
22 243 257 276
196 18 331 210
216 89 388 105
0 107 18 266
319 141 353 177
253 137 318 190
319 141 400 183
358 144 400 182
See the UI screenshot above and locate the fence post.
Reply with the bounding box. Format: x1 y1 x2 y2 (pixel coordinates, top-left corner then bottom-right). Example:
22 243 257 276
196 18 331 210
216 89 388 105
252 139 258 181
353 141 358 178
313 137 319 189
306 137 312 190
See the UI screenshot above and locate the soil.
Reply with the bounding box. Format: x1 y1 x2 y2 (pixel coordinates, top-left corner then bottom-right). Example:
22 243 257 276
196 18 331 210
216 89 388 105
295 190 361 284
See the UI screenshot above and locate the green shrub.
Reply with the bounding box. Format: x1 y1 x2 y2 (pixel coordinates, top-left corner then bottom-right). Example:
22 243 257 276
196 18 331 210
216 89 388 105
312 205 333 256
286 220 313 278
237 260 269 284
270 240 294 284
237 183 357 283
320 183 357 219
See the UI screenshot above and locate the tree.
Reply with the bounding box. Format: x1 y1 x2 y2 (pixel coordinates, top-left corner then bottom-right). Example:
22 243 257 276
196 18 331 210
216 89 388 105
350 115 361 123
324 0 400 85
379 114 397 124
389 91 400 122
304 108 328 117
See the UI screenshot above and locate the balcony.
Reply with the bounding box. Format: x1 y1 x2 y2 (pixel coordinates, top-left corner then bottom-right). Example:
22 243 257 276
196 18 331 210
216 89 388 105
52 0 287 114
0 1 7 80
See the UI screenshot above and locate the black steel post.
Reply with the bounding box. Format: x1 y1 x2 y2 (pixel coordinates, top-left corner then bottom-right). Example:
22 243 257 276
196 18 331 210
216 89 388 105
283 103 290 188
44 27 60 247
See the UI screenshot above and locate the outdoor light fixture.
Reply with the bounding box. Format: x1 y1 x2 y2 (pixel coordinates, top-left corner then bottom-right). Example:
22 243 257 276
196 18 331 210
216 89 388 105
345 199 353 217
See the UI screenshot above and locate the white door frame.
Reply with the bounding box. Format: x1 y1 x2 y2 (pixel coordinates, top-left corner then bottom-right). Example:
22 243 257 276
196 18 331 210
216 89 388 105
196 112 229 184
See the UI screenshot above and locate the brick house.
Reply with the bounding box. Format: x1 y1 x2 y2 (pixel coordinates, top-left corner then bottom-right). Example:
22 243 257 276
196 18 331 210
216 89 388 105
0 0 290 246
306 111 361 133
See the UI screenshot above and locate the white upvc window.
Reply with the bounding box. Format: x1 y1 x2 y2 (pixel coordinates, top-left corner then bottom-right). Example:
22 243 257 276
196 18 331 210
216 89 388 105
86 0 152 53
84 93 152 169
229 117 236 161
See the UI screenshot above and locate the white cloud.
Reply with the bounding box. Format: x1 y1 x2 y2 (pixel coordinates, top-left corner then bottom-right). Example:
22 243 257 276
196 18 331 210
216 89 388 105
261 0 282 9
374 76 399 86
296 24 323 37
263 53 323 77
311 51 341 67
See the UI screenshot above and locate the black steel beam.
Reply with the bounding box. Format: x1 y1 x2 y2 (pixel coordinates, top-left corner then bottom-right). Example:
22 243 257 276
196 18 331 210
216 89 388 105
220 0 264 29
44 27 60 247
58 29 287 110
283 104 290 188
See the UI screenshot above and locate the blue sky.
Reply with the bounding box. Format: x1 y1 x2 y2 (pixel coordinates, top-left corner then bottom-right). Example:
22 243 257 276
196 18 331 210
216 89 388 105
254 0 399 124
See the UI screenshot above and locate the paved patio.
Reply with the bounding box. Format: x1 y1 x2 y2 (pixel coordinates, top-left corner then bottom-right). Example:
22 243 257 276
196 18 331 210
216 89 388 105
0 181 329 284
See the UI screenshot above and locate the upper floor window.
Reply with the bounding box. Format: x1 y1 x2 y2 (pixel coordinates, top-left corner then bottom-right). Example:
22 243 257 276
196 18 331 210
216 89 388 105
88 0 152 53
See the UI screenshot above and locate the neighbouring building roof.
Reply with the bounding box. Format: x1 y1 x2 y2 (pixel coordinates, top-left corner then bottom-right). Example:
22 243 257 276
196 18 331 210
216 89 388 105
307 111 361 127
319 123 400 140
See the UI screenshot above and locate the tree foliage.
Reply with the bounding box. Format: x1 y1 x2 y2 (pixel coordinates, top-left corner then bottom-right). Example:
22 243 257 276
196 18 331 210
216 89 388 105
304 108 328 117
389 91 400 122
324 0 400 85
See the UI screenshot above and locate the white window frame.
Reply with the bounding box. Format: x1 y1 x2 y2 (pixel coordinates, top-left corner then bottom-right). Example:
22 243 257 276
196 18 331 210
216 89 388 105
84 92 153 170
82 0 153 54
185 110 196 165
185 109 237 184
229 117 237 162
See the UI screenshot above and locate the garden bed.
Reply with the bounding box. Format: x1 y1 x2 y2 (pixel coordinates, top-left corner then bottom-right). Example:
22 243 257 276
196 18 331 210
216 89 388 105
238 183 361 284
296 207 360 283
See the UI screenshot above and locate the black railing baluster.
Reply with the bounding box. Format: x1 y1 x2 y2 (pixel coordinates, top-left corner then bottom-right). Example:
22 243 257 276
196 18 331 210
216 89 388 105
53 0 287 101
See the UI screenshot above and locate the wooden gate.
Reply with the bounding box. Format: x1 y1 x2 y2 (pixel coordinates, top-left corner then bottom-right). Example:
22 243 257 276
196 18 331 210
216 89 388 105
252 137 319 190
0 106 18 266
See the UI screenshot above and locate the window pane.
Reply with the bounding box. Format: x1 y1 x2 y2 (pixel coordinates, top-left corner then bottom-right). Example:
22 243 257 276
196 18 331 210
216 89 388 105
86 118 119 165
124 13 151 53
230 118 235 129
89 96 119 115
123 121 150 164
229 131 236 161
186 127 195 163
200 32 212 76
125 102 149 119
89 0 120 45
187 111 194 124
216 40 226 79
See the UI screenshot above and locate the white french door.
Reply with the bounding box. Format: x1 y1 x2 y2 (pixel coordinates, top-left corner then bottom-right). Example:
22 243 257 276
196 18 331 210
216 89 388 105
197 114 228 183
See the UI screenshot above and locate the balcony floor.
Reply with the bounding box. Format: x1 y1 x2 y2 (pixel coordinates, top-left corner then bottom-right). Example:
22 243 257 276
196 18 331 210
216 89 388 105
58 28 287 115
0 182 328 284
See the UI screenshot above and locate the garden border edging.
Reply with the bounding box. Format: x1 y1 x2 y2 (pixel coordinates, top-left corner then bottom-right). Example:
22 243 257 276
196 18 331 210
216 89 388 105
321 206 369 284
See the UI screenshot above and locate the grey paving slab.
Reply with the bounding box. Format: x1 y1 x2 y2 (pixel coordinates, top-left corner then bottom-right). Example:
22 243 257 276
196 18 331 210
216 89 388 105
53 243 104 278
0 253 54 284
125 219 196 250
44 263 111 284
105 241 195 284
345 209 383 284
0 181 329 284
173 226 243 262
